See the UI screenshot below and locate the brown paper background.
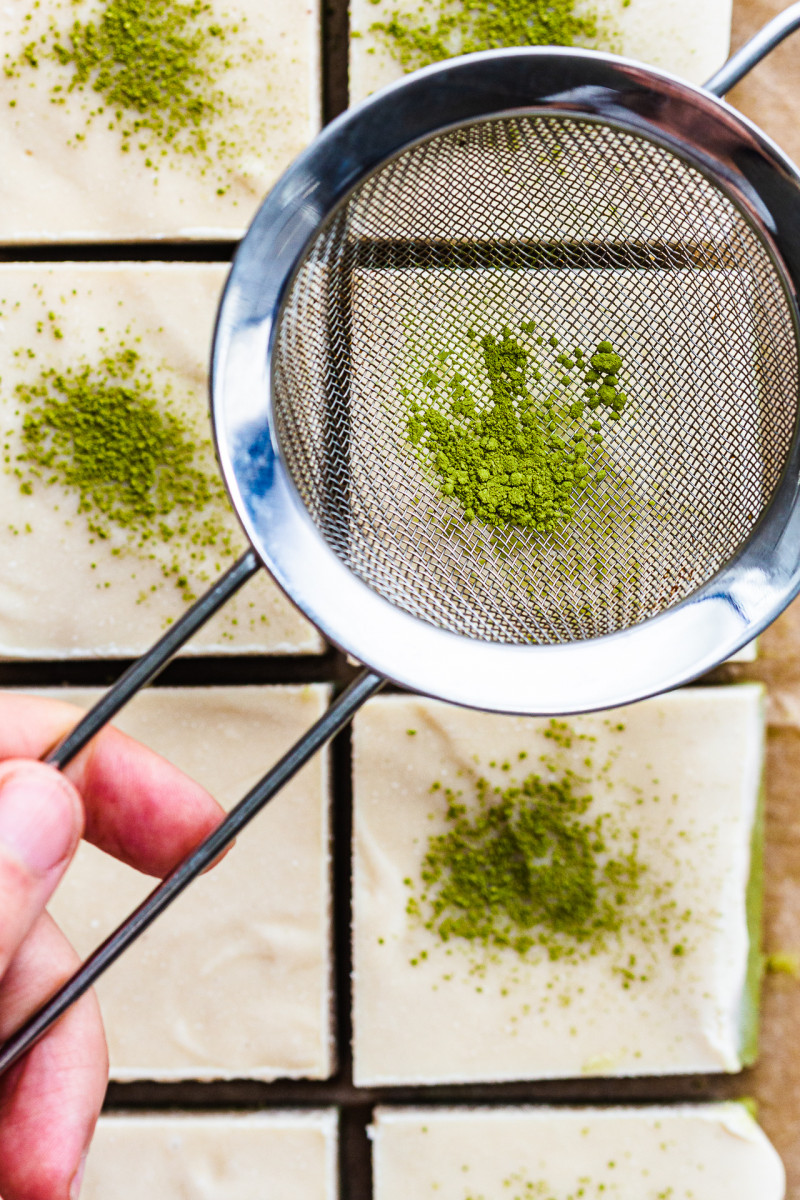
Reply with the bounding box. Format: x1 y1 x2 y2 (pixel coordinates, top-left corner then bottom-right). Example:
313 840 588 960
729 0 800 166
729 599 800 1195
724 3 800 1191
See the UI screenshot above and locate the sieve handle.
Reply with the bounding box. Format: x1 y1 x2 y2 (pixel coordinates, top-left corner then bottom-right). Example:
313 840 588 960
704 0 800 96
0 666 384 1078
46 548 261 770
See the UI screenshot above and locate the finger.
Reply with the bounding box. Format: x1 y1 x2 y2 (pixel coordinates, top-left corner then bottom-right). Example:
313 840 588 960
0 761 83 979
0 692 224 878
0 913 107 1200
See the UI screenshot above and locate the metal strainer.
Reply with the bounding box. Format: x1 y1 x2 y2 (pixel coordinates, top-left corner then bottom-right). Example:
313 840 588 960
3 5 800 1073
217 30 800 715
271 115 794 648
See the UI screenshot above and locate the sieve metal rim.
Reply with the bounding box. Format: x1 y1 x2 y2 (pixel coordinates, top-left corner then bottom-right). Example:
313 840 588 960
211 47 800 715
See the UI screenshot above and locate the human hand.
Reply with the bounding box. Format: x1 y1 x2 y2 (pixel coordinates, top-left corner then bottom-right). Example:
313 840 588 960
0 693 225 1200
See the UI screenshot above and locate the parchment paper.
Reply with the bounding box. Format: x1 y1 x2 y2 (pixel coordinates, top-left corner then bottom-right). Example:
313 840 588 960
726 598 800 1194
729 0 800 166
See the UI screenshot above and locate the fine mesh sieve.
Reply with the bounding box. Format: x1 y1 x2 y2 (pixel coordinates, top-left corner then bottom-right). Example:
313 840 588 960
272 113 798 646
212 44 800 718
5 15 800 1078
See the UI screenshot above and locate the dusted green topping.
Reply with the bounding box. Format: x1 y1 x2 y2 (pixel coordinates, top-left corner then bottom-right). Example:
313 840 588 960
5 0 248 175
409 770 643 961
368 0 606 72
54 0 228 156
406 323 628 532
8 345 230 601
468 1175 604 1199
400 722 703 989
467 1174 614 1199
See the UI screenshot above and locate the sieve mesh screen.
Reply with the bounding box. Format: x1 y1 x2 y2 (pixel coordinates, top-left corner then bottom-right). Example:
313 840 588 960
272 114 798 645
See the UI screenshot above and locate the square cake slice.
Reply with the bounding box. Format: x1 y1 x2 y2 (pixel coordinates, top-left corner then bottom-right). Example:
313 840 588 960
350 0 731 102
83 1110 338 1199
0 0 320 241
0 263 321 656
730 640 758 663
352 686 765 1085
46 685 334 1081
370 1104 783 1199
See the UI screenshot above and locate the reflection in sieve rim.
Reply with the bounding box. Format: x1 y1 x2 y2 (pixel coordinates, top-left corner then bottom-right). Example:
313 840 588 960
272 114 798 647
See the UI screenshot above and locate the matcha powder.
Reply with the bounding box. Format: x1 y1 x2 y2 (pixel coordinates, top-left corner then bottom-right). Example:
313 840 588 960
407 324 628 532
8 0 244 169
9 346 231 600
410 771 643 962
368 0 609 72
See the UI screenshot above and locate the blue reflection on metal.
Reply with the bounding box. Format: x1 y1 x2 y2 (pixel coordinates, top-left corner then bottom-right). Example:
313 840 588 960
233 422 275 518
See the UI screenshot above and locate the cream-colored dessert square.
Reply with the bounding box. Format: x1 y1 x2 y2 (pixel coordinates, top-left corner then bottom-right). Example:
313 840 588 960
0 263 321 657
352 687 764 1085
370 1104 784 1199
0 0 320 241
350 0 731 102
47 685 333 1080
83 1110 338 1199
729 639 759 663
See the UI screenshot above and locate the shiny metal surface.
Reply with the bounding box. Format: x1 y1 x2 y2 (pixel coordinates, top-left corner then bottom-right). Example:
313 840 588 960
213 49 800 714
274 116 795 645
47 550 260 770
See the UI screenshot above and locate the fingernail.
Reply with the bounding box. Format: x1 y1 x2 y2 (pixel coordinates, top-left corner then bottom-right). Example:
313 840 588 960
0 767 79 875
69 1149 88 1200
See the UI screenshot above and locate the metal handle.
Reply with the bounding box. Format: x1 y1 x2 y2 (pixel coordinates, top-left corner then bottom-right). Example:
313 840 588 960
704 0 800 96
47 549 261 770
0 547 262 1071
0 667 384 1077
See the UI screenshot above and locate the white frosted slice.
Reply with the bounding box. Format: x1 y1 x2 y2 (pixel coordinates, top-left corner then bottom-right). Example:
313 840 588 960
350 0 731 102
352 687 764 1085
729 639 758 663
0 0 320 241
47 685 334 1081
370 1104 784 1200
0 264 321 657
83 1110 338 1199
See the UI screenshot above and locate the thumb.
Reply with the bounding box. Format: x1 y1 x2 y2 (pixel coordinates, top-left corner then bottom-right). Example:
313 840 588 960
0 761 84 980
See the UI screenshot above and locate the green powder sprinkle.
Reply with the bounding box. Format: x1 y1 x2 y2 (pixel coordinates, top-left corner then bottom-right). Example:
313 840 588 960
468 1172 613 1199
10 346 230 601
407 323 628 532
8 0 244 169
410 771 643 961
369 0 608 72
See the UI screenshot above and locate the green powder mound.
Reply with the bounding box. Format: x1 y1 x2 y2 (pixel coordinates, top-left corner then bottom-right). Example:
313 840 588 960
10 0 240 166
407 325 627 532
369 0 606 72
10 346 231 600
410 771 643 961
